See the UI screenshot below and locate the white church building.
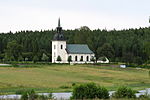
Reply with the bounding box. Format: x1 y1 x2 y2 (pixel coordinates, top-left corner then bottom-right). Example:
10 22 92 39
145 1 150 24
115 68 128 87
52 19 95 63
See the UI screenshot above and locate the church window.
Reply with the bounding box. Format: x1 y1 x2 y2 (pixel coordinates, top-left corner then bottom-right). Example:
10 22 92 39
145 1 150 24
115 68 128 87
86 56 89 61
75 56 78 61
54 52 56 57
61 45 63 49
54 45 56 49
80 56 83 61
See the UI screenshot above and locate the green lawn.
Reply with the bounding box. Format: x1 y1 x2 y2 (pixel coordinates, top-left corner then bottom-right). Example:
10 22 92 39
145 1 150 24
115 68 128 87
0 64 150 94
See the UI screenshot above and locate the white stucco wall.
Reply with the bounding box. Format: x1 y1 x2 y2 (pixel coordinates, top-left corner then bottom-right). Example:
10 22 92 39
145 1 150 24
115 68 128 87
67 53 95 63
52 40 67 63
52 40 95 63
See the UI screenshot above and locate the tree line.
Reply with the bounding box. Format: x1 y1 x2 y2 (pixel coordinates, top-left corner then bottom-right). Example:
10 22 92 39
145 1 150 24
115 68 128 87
0 26 150 64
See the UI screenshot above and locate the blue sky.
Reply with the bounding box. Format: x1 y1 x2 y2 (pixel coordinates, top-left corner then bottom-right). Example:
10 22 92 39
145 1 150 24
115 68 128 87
0 0 150 32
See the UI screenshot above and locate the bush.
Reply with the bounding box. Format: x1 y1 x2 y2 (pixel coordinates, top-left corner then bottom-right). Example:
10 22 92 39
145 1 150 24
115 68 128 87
96 86 109 99
139 94 150 100
38 93 53 100
57 56 62 62
33 55 39 63
71 83 109 99
21 92 28 100
20 89 53 100
12 64 19 67
16 89 28 94
21 89 38 100
113 86 136 98
72 83 76 86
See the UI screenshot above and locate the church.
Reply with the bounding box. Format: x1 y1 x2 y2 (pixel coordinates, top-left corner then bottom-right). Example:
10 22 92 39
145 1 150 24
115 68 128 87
52 19 95 63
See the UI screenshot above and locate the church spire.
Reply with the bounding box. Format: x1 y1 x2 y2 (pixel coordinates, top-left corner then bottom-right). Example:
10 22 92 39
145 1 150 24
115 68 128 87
58 18 61 27
52 18 66 41
56 18 62 33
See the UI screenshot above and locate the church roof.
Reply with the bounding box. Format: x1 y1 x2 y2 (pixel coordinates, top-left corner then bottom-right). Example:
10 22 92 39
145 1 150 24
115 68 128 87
66 44 94 54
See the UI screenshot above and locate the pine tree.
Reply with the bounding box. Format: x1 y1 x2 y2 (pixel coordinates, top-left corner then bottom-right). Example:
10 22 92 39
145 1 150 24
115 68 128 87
33 55 39 63
57 56 62 62
67 56 72 63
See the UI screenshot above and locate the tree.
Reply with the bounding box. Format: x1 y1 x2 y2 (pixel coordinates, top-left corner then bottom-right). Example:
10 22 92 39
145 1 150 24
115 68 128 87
22 52 33 61
57 56 62 62
97 43 114 60
0 53 4 61
90 56 96 63
123 52 134 64
33 55 39 63
18 55 23 61
133 56 143 65
41 53 49 62
78 26 90 31
67 56 72 63
4 41 22 61
0 26 150 64
144 42 150 61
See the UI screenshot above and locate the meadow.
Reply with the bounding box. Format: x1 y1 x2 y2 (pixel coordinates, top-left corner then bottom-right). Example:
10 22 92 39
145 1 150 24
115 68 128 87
0 64 150 94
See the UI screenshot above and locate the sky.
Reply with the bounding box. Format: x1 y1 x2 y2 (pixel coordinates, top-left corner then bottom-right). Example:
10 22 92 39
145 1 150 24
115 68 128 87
0 0 150 33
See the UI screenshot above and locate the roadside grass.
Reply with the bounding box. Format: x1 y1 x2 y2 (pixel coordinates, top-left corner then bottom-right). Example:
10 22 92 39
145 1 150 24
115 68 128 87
0 64 149 94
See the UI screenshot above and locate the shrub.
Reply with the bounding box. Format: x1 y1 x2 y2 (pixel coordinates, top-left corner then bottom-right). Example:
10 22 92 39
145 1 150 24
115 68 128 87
33 55 39 63
12 64 19 67
72 83 76 86
21 89 38 100
113 86 136 98
38 93 53 100
67 56 72 63
20 89 53 100
71 82 109 99
21 92 28 100
96 86 109 99
16 89 28 94
57 56 62 62
139 94 150 100
90 56 96 63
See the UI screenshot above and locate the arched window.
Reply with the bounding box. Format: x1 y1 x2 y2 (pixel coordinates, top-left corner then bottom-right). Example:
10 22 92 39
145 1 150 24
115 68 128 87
86 56 89 61
75 56 78 61
54 45 56 49
80 56 83 61
61 45 63 49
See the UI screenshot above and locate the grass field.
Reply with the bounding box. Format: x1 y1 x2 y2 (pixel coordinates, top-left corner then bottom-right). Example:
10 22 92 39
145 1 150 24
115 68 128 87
0 64 150 94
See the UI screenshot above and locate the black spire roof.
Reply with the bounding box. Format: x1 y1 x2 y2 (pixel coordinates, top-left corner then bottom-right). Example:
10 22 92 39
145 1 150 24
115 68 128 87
53 18 66 41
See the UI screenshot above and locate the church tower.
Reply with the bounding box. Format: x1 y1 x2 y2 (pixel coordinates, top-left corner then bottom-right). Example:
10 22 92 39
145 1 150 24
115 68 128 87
52 18 67 63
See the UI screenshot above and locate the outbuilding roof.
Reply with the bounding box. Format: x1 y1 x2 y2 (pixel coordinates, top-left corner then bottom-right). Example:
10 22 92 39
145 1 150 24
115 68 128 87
66 44 94 54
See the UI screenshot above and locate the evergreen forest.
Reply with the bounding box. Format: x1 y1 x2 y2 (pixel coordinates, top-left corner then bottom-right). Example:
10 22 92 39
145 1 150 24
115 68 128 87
0 26 150 65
